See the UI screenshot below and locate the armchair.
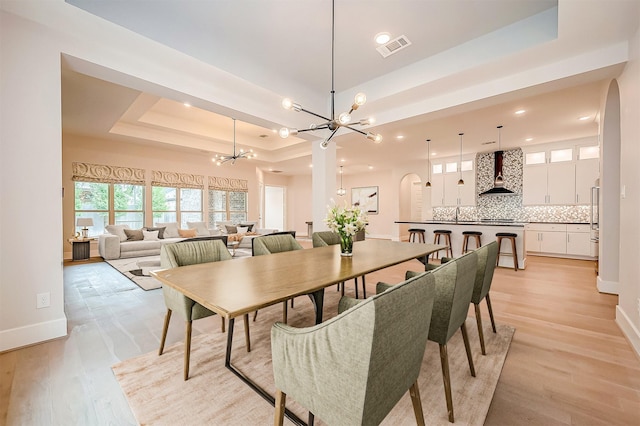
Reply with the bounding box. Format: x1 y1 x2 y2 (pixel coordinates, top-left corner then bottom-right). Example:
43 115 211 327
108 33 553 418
158 239 251 380
252 233 303 324
271 270 436 425
403 250 478 423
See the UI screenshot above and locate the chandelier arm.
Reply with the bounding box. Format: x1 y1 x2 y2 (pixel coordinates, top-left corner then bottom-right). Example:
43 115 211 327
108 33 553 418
299 108 331 122
297 126 330 133
342 125 368 136
325 127 340 143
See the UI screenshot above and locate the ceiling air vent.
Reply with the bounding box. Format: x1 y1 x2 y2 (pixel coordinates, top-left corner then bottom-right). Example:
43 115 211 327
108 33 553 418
376 35 412 58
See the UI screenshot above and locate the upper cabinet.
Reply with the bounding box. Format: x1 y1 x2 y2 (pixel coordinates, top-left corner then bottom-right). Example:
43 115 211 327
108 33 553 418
429 157 476 207
522 140 599 206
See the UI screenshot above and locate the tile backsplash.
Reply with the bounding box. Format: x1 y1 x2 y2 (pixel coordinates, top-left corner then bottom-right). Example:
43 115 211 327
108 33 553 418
432 148 591 223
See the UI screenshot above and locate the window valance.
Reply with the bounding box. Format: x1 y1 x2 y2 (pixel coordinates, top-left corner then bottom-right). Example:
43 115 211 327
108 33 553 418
151 170 204 189
72 162 145 185
208 176 248 192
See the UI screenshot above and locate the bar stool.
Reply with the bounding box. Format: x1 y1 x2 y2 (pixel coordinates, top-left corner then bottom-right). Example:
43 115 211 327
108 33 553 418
461 231 482 254
432 229 453 259
496 232 518 271
408 228 425 243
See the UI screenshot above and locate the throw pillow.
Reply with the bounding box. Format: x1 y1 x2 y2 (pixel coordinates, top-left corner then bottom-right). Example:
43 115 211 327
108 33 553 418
239 223 255 232
124 228 144 241
178 228 197 238
187 221 210 237
225 225 238 234
237 226 249 234
155 222 179 238
142 230 160 241
144 226 166 239
105 224 130 242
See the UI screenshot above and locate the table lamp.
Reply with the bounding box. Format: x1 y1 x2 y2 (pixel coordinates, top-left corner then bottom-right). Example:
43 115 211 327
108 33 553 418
76 217 93 238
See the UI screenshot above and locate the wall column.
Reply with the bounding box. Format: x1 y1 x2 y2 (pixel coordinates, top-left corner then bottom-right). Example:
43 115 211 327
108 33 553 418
311 140 336 233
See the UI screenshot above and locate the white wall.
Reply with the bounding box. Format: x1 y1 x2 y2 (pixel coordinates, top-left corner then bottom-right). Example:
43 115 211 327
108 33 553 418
615 13 640 355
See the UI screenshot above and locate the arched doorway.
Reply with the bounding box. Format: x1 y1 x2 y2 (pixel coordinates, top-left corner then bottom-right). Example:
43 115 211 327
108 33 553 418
399 173 422 240
598 79 621 294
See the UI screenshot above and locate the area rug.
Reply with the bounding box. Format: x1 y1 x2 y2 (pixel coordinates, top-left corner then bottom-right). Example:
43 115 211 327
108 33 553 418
105 249 253 291
112 289 515 425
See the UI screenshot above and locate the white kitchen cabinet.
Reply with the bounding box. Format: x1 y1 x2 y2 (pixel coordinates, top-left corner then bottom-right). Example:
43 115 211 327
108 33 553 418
566 224 591 256
458 169 476 206
443 173 459 206
526 223 567 254
523 163 575 205
575 158 599 205
430 173 444 207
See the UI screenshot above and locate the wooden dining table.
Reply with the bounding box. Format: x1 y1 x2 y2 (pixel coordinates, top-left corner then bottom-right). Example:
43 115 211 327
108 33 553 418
152 239 445 425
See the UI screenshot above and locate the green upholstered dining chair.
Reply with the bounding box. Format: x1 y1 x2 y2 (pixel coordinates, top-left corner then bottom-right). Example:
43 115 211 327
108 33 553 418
271 270 436 426
425 242 500 356
251 233 303 324
311 231 367 298
158 239 251 381
402 250 478 423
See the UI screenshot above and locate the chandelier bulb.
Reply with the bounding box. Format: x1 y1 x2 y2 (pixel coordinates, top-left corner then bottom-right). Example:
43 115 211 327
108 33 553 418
354 93 366 106
338 112 351 125
279 127 290 138
282 98 293 110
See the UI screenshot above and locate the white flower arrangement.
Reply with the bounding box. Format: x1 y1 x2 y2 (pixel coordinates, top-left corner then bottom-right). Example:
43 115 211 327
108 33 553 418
324 201 367 238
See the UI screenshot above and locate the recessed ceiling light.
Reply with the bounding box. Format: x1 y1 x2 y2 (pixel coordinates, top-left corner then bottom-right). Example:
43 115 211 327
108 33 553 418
515 109 526 115
368 165 374 170
525 137 533 142
340 158 346 162
396 135 404 140
431 152 437 156
579 116 590 121
183 102 191 107
309 164 313 168
375 32 391 45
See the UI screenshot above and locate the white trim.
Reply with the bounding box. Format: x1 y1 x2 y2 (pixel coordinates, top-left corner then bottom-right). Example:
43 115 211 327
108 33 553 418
616 305 640 359
597 275 619 295
0 317 67 352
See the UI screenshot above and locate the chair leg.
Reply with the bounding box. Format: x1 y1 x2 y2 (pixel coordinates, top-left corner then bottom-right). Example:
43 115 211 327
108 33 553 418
409 381 426 426
253 310 258 322
354 277 359 299
486 294 497 333
496 237 502 266
290 298 295 308
460 322 476 377
184 320 192 381
511 237 518 271
474 303 486 356
282 301 288 324
159 309 171 356
274 390 286 426
221 317 225 333
438 344 454 423
243 313 251 352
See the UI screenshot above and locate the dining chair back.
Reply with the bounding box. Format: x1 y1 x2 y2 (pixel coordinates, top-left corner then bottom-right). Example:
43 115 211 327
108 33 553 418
272 270 436 425
471 241 499 355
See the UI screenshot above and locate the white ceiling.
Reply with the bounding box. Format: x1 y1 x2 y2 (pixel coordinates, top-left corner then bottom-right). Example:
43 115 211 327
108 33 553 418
61 0 638 175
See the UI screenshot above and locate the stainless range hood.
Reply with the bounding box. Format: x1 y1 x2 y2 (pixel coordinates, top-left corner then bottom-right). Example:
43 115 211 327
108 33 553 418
480 150 516 196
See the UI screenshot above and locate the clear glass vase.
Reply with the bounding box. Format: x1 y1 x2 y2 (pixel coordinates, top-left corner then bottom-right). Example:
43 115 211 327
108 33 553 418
339 233 353 257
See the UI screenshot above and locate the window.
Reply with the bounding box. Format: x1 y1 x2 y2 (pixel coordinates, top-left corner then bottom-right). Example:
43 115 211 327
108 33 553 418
208 189 247 226
445 162 458 173
74 182 144 236
525 151 546 165
550 148 573 163
579 145 599 160
152 186 202 228
432 164 443 174
461 160 473 171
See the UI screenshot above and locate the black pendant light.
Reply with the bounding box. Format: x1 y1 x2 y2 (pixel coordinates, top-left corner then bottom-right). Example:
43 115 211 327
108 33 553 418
425 139 432 188
457 133 464 186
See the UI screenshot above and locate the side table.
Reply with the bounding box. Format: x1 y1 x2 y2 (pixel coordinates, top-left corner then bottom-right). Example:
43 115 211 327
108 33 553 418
68 238 92 261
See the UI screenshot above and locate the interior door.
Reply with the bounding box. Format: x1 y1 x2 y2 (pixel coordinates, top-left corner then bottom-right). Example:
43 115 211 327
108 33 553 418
264 185 285 231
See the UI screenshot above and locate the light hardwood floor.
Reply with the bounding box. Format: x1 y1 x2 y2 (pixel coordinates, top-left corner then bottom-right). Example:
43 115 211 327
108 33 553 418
1 245 639 425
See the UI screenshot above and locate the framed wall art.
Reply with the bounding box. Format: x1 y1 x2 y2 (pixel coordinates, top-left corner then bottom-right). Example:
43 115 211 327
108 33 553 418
352 186 379 215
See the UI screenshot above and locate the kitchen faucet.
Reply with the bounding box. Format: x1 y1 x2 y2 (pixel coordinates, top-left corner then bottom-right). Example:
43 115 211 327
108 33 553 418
455 206 460 223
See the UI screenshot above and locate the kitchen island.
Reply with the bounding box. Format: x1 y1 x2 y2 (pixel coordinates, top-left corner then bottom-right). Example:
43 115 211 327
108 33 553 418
396 220 527 270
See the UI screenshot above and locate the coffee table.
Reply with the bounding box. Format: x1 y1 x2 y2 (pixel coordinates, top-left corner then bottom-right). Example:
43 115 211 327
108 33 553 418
136 259 161 276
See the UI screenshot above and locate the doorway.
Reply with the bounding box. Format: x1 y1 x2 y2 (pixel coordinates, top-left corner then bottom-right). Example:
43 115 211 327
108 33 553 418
264 185 285 231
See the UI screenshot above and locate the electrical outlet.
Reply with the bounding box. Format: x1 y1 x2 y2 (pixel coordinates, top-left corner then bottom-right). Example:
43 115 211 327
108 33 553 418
36 292 50 309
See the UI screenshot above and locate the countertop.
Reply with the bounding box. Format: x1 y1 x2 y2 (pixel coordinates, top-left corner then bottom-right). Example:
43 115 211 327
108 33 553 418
395 220 527 227
396 220 590 227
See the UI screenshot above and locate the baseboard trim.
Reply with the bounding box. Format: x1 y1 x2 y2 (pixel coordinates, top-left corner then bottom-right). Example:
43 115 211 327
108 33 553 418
616 305 640 359
0 317 67 353
597 275 619 295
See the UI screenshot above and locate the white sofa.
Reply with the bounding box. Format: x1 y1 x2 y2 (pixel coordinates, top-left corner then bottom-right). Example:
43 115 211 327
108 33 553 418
98 221 222 260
